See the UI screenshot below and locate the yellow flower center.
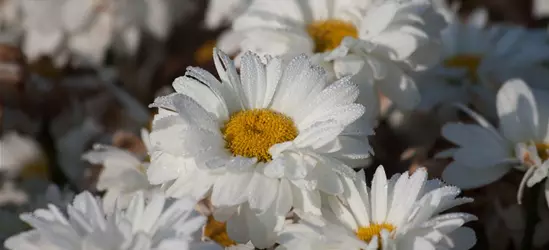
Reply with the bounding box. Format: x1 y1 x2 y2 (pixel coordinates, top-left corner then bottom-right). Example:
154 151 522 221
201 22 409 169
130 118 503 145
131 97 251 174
443 54 482 83
307 19 358 53
194 39 217 65
356 223 396 244
536 143 549 161
203 215 236 247
20 159 50 180
222 109 298 162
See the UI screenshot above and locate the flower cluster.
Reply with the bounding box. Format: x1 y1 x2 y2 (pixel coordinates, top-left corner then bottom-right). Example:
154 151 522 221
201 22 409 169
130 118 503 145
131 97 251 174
2 0 549 250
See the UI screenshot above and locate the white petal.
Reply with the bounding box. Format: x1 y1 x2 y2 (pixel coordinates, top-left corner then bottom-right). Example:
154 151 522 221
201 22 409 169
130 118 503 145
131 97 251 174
291 184 321 215
375 63 420 109
211 172 254 207
275 178 293 215
327 196 358 231
371 166 388 223
497 79 539 142
441 123 510 168
247 173 279 213
240 52 267 109
442 161 513 190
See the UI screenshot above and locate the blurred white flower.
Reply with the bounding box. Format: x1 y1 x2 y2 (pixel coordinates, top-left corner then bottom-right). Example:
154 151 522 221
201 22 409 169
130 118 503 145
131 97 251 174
205 0 252 29
82 129 158 213
17 0 186 67
148 49 373 248
440 79 549 207
0 0 22 43
0 131 48 180
219 0 446 124
20 0 68 66
534 0 549 18
4 191 220 250
416 9 549 118
277 166 477 250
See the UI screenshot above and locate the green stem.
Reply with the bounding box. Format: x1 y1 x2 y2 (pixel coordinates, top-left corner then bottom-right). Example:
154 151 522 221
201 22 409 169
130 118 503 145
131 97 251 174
521 183 541 250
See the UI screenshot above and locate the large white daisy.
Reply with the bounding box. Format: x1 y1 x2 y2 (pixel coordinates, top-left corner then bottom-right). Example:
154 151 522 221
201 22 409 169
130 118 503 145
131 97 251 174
440 79 549 206
147 49 373 247
4 191 220 250
416 9 549 118
277 166 477 250
218 0 446 120
82 129 158 213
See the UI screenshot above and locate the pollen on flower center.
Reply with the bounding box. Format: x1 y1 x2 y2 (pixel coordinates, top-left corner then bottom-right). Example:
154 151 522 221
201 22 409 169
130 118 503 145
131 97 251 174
356 223 396 243
222 109 298 162
204 215 236 247
307 19 358 53
20 159 50 180
536 143 549 161
443 54 482 83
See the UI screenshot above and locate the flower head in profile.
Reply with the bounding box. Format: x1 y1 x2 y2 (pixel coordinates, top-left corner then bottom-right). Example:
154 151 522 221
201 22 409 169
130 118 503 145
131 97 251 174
82 129 156 213
4 191 219 250
219 0 446 123
440 79 549 206
277 166 477 250
147 48 374 247
416 9 549 117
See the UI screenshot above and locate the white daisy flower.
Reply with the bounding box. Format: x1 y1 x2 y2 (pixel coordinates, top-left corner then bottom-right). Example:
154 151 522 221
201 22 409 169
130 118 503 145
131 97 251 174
416 9 549 117
219 0 446 121
4 191 220 250
534 0 549 18
205 0 252 29
20 0 69 66
440 79 549 207
19 0 184 67
277 166 477 250
0 132 49 180
148 49 373 247
83 129 158 213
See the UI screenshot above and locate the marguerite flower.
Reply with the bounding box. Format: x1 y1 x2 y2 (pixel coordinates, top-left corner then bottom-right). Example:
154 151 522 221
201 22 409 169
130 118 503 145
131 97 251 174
277 166 477 250
4 191 220 250
147 49 374 248
219 0 446 121
18 0 185 67
20 0 69 66
440 79 549 207
416 9 549 117
82 129 157 213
